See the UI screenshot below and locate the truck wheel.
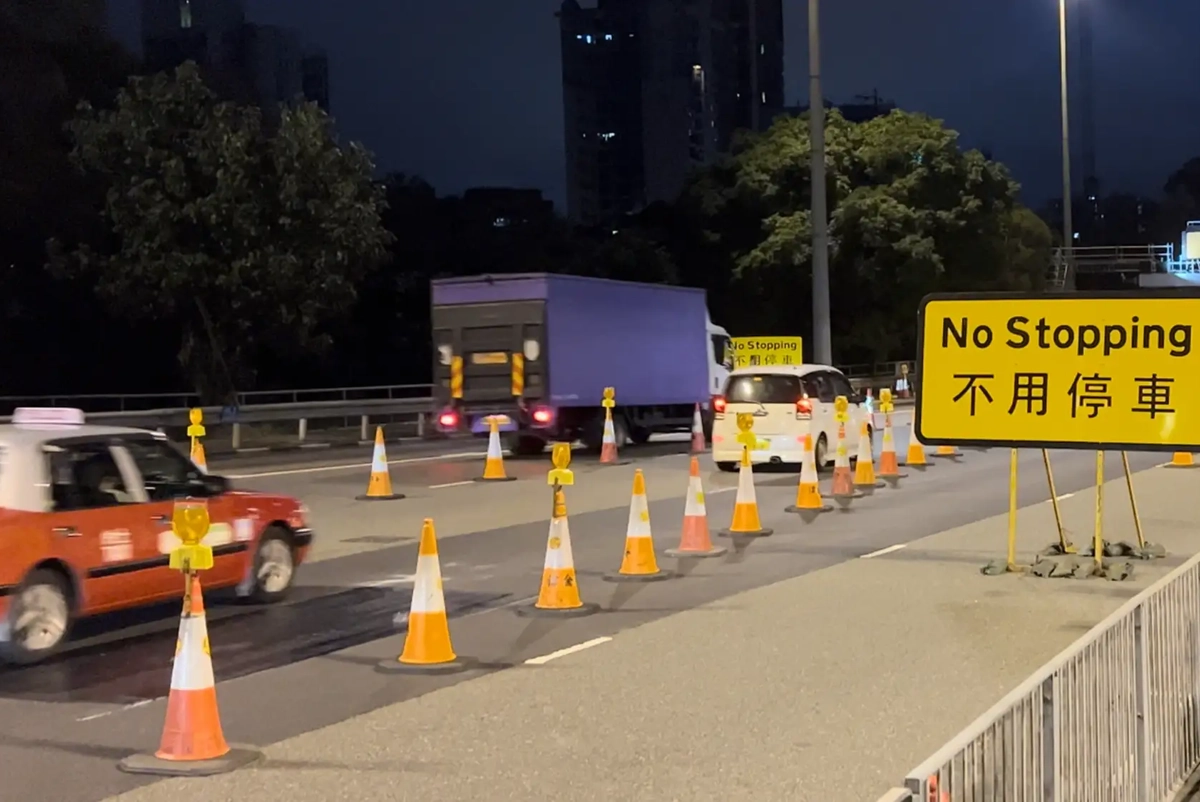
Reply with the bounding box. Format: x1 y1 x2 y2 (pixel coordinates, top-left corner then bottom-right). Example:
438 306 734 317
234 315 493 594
511 435 546 458
630 426 651 446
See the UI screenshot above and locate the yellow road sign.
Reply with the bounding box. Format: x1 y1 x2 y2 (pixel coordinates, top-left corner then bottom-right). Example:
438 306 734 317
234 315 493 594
916 291 1198 450
731 336 803 369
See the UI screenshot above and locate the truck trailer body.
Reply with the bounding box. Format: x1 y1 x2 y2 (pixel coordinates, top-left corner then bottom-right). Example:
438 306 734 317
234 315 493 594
431 273 730 455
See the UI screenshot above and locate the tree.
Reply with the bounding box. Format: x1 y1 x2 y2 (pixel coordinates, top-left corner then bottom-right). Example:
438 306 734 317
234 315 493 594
52 62 392 400
687 108 1049 363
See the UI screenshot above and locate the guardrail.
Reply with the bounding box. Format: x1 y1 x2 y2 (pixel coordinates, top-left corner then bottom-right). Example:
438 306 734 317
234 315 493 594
879 550 1200 802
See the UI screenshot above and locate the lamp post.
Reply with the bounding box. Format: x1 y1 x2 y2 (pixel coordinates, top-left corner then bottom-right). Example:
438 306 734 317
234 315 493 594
1058 0 1074 260
809 0 832 365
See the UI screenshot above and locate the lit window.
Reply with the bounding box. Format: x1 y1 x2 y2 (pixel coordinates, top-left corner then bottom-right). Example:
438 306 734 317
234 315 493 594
604 34 613 41
493 217 510 228
179 0 192 28
585 34 593 44
760 44 765 55
761 92 766 103
599 132 616 141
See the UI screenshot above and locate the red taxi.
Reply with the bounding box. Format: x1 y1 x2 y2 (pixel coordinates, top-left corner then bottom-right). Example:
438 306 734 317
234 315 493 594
0 408 313 664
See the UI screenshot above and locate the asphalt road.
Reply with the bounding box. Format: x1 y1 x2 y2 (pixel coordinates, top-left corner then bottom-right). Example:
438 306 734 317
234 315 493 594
0 414 1179 802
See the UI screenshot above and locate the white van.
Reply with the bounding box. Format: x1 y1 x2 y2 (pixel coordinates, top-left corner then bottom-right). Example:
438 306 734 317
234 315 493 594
711 364 872 471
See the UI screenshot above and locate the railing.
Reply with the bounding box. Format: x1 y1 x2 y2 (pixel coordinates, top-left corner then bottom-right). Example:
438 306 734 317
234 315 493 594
878 550 1200 802
1053 245 1172 275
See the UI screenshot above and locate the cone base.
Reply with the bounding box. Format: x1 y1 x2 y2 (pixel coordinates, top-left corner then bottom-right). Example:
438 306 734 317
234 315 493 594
1165 464 1200 469
515 601 601 619
355 493 406 501
119 746 261 777
879 473 909 482
785 504 833 515
718 527 773 538
665 546 727 558
904 461 931 469
603 568 673 583
854 482 887 495
931 453 960 460
598 460 632 467
475 476 518 482
377 656 475 675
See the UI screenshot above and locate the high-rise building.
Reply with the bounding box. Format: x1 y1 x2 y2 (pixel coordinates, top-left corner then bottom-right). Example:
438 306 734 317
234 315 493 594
558 0 784 226
301 49 330 113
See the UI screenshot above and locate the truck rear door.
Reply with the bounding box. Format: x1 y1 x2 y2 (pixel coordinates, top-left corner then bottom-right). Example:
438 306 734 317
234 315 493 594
432 300 546 407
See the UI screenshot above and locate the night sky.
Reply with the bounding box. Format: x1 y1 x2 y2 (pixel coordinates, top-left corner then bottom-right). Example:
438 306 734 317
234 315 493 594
107 0 1200 212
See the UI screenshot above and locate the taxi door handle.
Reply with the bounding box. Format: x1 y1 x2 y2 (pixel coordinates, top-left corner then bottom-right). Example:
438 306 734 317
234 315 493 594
52 526 80 538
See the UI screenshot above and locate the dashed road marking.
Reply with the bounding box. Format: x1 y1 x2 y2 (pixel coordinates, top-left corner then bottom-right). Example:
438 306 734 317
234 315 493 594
76 697 154 723
860 543 906 559
429 480 475 489
524 636 613 666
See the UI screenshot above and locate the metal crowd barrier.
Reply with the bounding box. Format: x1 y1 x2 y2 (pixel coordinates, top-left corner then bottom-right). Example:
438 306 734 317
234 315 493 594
876 550 1200 802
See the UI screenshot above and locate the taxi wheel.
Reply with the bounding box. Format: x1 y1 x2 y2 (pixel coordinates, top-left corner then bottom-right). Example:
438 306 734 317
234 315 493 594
249 528 296 604
2 569 72 665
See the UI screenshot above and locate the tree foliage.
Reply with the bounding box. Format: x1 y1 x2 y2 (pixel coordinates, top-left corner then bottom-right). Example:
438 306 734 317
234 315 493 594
687 109 1051 362
52 62 392 400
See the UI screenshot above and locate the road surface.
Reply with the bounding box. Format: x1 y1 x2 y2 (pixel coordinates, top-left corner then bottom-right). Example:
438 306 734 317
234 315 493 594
0 411 1192 802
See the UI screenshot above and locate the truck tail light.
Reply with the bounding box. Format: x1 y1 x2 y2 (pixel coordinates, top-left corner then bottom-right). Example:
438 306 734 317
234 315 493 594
795 396 813 419
712 395 726 415
437 409 459 430
531 406 553 425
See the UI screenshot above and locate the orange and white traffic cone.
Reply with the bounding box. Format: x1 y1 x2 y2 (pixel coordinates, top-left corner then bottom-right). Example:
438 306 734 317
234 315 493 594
878 413 906 486
119 575 260 776
517 488 598 617
477 417 516 482
785 432 831 522
690 403 706 454
830 424 861 509
356 426 405 501
598 410 629 465
666 457 726 557
853 420 884 495
932 444 960 459
719 447 773 537
605 469 672 581
906 435 929 470
1167 452 1199 469
190 438 207 474
379 519 470 674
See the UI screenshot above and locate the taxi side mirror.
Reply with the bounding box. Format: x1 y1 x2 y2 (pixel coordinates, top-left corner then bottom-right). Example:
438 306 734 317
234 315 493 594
199 474 230 496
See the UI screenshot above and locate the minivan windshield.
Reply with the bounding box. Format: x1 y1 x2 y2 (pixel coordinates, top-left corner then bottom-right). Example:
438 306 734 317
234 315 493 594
725 374 804 405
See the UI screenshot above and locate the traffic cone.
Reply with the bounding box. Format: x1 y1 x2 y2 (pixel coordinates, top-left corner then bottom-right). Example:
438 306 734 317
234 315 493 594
378 519 470 674
853 420 884 495
476 418 516 482
605 469 672 581
119 575 260 776
906 436 929 470
517 488 598 617
690 404 706 454
1167 452 1199 469
666 457 726 557
190 439 207 474
356 426 405 500
932 444 960 459
785 433 831 522
878 414 906 486
830 424 861 510
718 447 773 537
598 410 629 465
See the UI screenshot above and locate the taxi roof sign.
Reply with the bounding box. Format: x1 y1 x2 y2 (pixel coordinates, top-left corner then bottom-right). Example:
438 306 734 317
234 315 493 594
12 407 86 428
915 289 1200 452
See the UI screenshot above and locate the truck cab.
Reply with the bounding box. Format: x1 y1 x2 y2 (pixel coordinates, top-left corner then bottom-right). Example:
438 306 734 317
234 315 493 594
707 316 733 405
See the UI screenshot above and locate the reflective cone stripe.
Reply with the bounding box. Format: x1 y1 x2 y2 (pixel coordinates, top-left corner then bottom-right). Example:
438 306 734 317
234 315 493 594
156 576 229 762
906 438 928 466
535 490 583 609
1172 452 1195 467
728 448 764 532
853 421 877 486
675 457 717 552
879 416 900 476
617 470 661 575
831 425 854 496
599 412 619 464
481 425 509 480
690 404 706 453
399 519 457 665
794 433 824 510
363 427 396 497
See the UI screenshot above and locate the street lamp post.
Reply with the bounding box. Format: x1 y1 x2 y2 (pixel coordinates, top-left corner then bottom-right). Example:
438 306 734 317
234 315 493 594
1058 0 1074 262
809 0 832 365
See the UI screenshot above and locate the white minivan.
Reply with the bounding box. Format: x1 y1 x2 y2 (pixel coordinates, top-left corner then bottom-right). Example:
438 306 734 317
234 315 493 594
710 364 872 472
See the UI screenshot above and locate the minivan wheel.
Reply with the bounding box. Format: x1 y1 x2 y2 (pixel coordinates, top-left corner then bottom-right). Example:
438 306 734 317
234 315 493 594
1 569 72 665
815 434 829 471
717 461 737 473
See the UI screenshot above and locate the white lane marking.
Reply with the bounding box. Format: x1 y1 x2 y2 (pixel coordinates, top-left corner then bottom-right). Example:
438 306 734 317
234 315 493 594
1048 492 1075 503
358 573 418 588
76 697 155 723
524 636 613 666
708 486 737 494
227 450 489 479
861 543 906 559
430 480 475 489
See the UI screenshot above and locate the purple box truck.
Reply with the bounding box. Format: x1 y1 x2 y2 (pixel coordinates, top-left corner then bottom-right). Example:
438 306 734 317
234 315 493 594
430 273 731 456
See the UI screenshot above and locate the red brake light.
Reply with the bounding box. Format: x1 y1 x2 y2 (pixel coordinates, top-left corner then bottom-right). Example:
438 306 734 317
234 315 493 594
532 407 553 424
795 396 813 417
438 410 459 428
712 395 726 413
